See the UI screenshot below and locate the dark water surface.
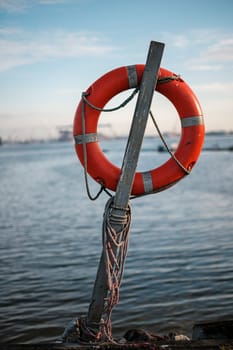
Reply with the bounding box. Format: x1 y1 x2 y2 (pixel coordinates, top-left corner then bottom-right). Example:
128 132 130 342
0 135 233 343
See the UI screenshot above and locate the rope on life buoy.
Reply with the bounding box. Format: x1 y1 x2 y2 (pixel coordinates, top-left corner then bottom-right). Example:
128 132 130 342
80 88 139 200
74 65 205 197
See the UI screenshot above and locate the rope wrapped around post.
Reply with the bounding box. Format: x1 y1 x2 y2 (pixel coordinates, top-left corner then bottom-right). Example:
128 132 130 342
62 197 132 344
102 197 132 340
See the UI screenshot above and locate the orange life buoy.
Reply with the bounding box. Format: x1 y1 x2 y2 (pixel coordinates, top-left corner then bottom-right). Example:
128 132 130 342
73 65 204 196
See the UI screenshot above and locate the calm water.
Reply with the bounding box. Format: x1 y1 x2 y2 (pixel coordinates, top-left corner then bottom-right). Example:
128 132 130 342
0 135 233 343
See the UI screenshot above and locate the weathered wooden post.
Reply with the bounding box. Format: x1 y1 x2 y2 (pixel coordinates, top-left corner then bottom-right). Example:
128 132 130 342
87 41 165 331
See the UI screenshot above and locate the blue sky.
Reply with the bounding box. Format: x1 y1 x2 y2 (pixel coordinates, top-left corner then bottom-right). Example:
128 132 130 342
0 0 232 140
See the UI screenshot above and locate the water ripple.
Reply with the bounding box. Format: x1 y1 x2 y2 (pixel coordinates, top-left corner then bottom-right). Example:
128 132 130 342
1 139 233 343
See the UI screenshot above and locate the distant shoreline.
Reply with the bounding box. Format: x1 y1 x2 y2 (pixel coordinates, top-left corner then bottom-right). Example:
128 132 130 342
1 130 233 146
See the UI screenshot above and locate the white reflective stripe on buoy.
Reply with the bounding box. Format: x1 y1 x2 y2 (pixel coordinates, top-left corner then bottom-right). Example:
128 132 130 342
142 171 153 193
127 65 138 88
181 116 204 127
74 133 98 144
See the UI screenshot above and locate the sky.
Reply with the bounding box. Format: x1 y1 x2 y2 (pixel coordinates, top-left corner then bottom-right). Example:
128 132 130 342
0 0 233 141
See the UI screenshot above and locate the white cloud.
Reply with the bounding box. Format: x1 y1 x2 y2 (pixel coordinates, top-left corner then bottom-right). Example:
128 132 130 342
171 34 190 48
188 38 233 71
0 28 117 71
0 27 23 35
163 29 230 48
0 0 28 12
162 29 233 71
202 38 233 63
188 64 223 71
0 0 68 12
193 82 233 93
